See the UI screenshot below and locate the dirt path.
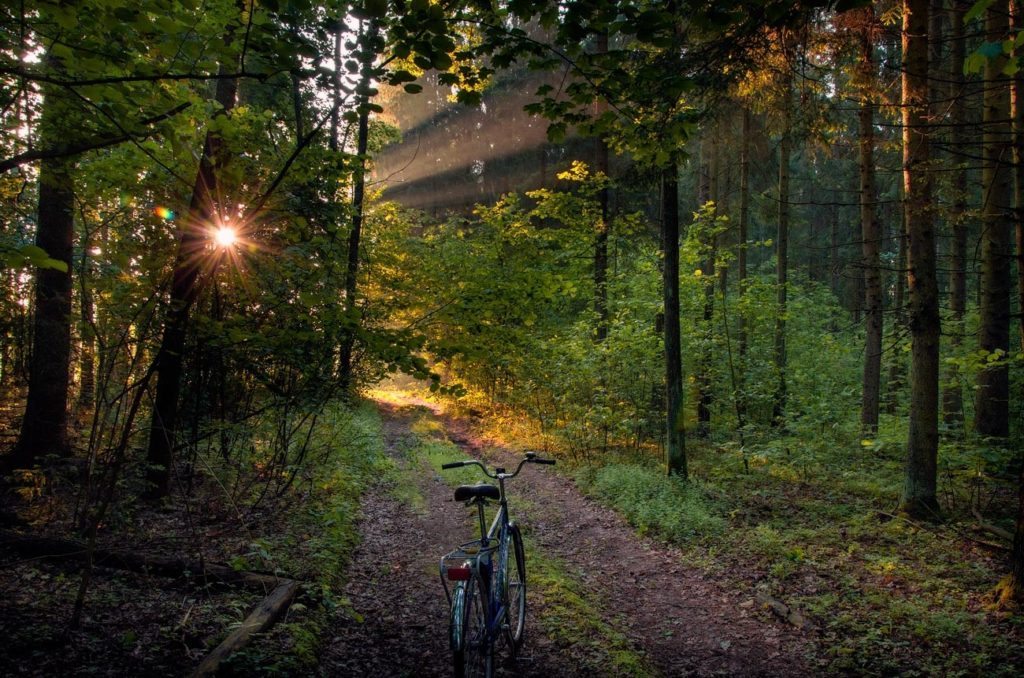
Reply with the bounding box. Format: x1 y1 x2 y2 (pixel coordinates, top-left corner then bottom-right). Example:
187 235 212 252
319 403 576 677
320 401 810 676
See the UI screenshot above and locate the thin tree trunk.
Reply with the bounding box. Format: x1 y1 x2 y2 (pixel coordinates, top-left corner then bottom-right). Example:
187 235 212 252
1016 0 1024 357
773 73 792 428
339 21 379 393
663 162 686 478
943 0 968 428
887 202 908 415
146 63 239 498
594 32 609 343
697 135 716 436
900 0 940 519
975 0 1013 439
858 8 883 435
78 232 95 414
737 108 751 425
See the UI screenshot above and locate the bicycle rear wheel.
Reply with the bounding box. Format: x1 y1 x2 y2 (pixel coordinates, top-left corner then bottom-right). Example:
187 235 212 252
504 524 526 651
453 573 492 678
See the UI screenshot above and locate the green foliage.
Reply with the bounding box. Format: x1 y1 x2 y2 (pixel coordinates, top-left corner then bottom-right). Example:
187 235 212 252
220 402 387 674
576 464 725 542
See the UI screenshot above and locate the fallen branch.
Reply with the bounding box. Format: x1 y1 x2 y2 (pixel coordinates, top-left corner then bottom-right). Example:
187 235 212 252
191 579 300 677
971 507 1014 542
0 529 288 590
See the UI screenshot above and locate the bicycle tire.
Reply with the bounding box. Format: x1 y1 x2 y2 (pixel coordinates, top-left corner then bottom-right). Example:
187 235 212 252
453 573 492 678
504 524 527 651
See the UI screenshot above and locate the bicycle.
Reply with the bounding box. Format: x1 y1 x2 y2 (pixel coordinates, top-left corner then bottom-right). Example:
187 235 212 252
438 451 555 678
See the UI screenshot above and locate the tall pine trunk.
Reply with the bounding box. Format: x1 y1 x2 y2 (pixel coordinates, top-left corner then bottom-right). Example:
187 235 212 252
663 163 686 478
859 8 882 435
943 0 968 427
773 74 792 428
900 0 940 519
975 0 1013 439
594 32 610 344
737 108 751 425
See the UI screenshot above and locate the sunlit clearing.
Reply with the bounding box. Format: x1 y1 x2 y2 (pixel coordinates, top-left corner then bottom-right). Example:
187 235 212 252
214 226 237 248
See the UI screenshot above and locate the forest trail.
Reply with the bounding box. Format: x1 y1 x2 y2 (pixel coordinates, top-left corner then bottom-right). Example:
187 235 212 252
320 397 810 676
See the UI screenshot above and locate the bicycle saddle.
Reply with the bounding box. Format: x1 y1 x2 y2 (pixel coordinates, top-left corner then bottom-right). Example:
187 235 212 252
454 483 500 502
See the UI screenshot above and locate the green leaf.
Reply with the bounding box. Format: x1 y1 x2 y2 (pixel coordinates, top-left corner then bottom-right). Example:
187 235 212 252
964 0 996 24
403 83 423 94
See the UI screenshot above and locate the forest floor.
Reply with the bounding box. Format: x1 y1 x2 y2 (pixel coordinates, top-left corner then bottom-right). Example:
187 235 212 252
2 390 1021 675
319 394 809 676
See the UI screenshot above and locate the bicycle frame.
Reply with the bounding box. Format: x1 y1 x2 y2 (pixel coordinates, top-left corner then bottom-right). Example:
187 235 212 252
440 452 554 674
440 476 514 643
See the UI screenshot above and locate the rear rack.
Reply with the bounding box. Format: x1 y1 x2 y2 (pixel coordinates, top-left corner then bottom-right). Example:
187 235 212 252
439 539 497 604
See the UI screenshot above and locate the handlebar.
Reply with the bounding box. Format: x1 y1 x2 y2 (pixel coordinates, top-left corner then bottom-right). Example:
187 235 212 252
441 452 555 478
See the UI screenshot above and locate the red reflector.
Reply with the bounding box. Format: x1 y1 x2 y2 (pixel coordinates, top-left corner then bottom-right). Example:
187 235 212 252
446 566 471 581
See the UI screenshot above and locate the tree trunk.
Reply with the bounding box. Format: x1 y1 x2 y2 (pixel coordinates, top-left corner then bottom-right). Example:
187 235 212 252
697 136 715 437
975 0 1013 439
9 74 77 469
663 163 686 478
594 32 610 344
858 8 883 436
943 0 968 428
339 21 379 393
887 200 908 415
146 65 239 498
78 238 96 414
900 0 941 519
773 74 792 428
737 108 751 424
10 147 75 468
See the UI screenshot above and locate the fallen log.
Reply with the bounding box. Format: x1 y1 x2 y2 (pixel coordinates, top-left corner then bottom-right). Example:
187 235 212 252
0 528 287 590
192 579 300 677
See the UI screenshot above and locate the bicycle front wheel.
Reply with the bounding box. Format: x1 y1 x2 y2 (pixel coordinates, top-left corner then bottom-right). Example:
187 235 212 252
453 573 492 678
504 524 526 651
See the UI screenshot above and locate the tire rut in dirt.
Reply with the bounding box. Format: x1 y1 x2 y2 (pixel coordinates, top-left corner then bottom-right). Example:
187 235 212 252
319 405 574 677
444 415 812 677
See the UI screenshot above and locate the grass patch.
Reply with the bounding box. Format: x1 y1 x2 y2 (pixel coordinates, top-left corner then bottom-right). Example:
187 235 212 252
575 463 725 543
526 543 654 677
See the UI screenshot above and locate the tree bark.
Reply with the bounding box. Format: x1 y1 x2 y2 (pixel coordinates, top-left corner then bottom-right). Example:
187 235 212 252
9 83 75 468
663 163 686 478
943 0 968 428
339 21 379 393
697 135 715 437
900 0 941 519
594 32 610 344
773 73 792 428
858 8 883 436
975 0 1013 439
146 64 239 498
737 108 751 425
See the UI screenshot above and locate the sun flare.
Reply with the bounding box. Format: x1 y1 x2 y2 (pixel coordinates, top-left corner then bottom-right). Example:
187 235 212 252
214 226 237 248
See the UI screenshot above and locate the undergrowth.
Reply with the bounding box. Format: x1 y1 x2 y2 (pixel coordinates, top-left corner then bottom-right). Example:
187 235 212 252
575 463 725 543
223 402 387 674
567 416 1024 675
